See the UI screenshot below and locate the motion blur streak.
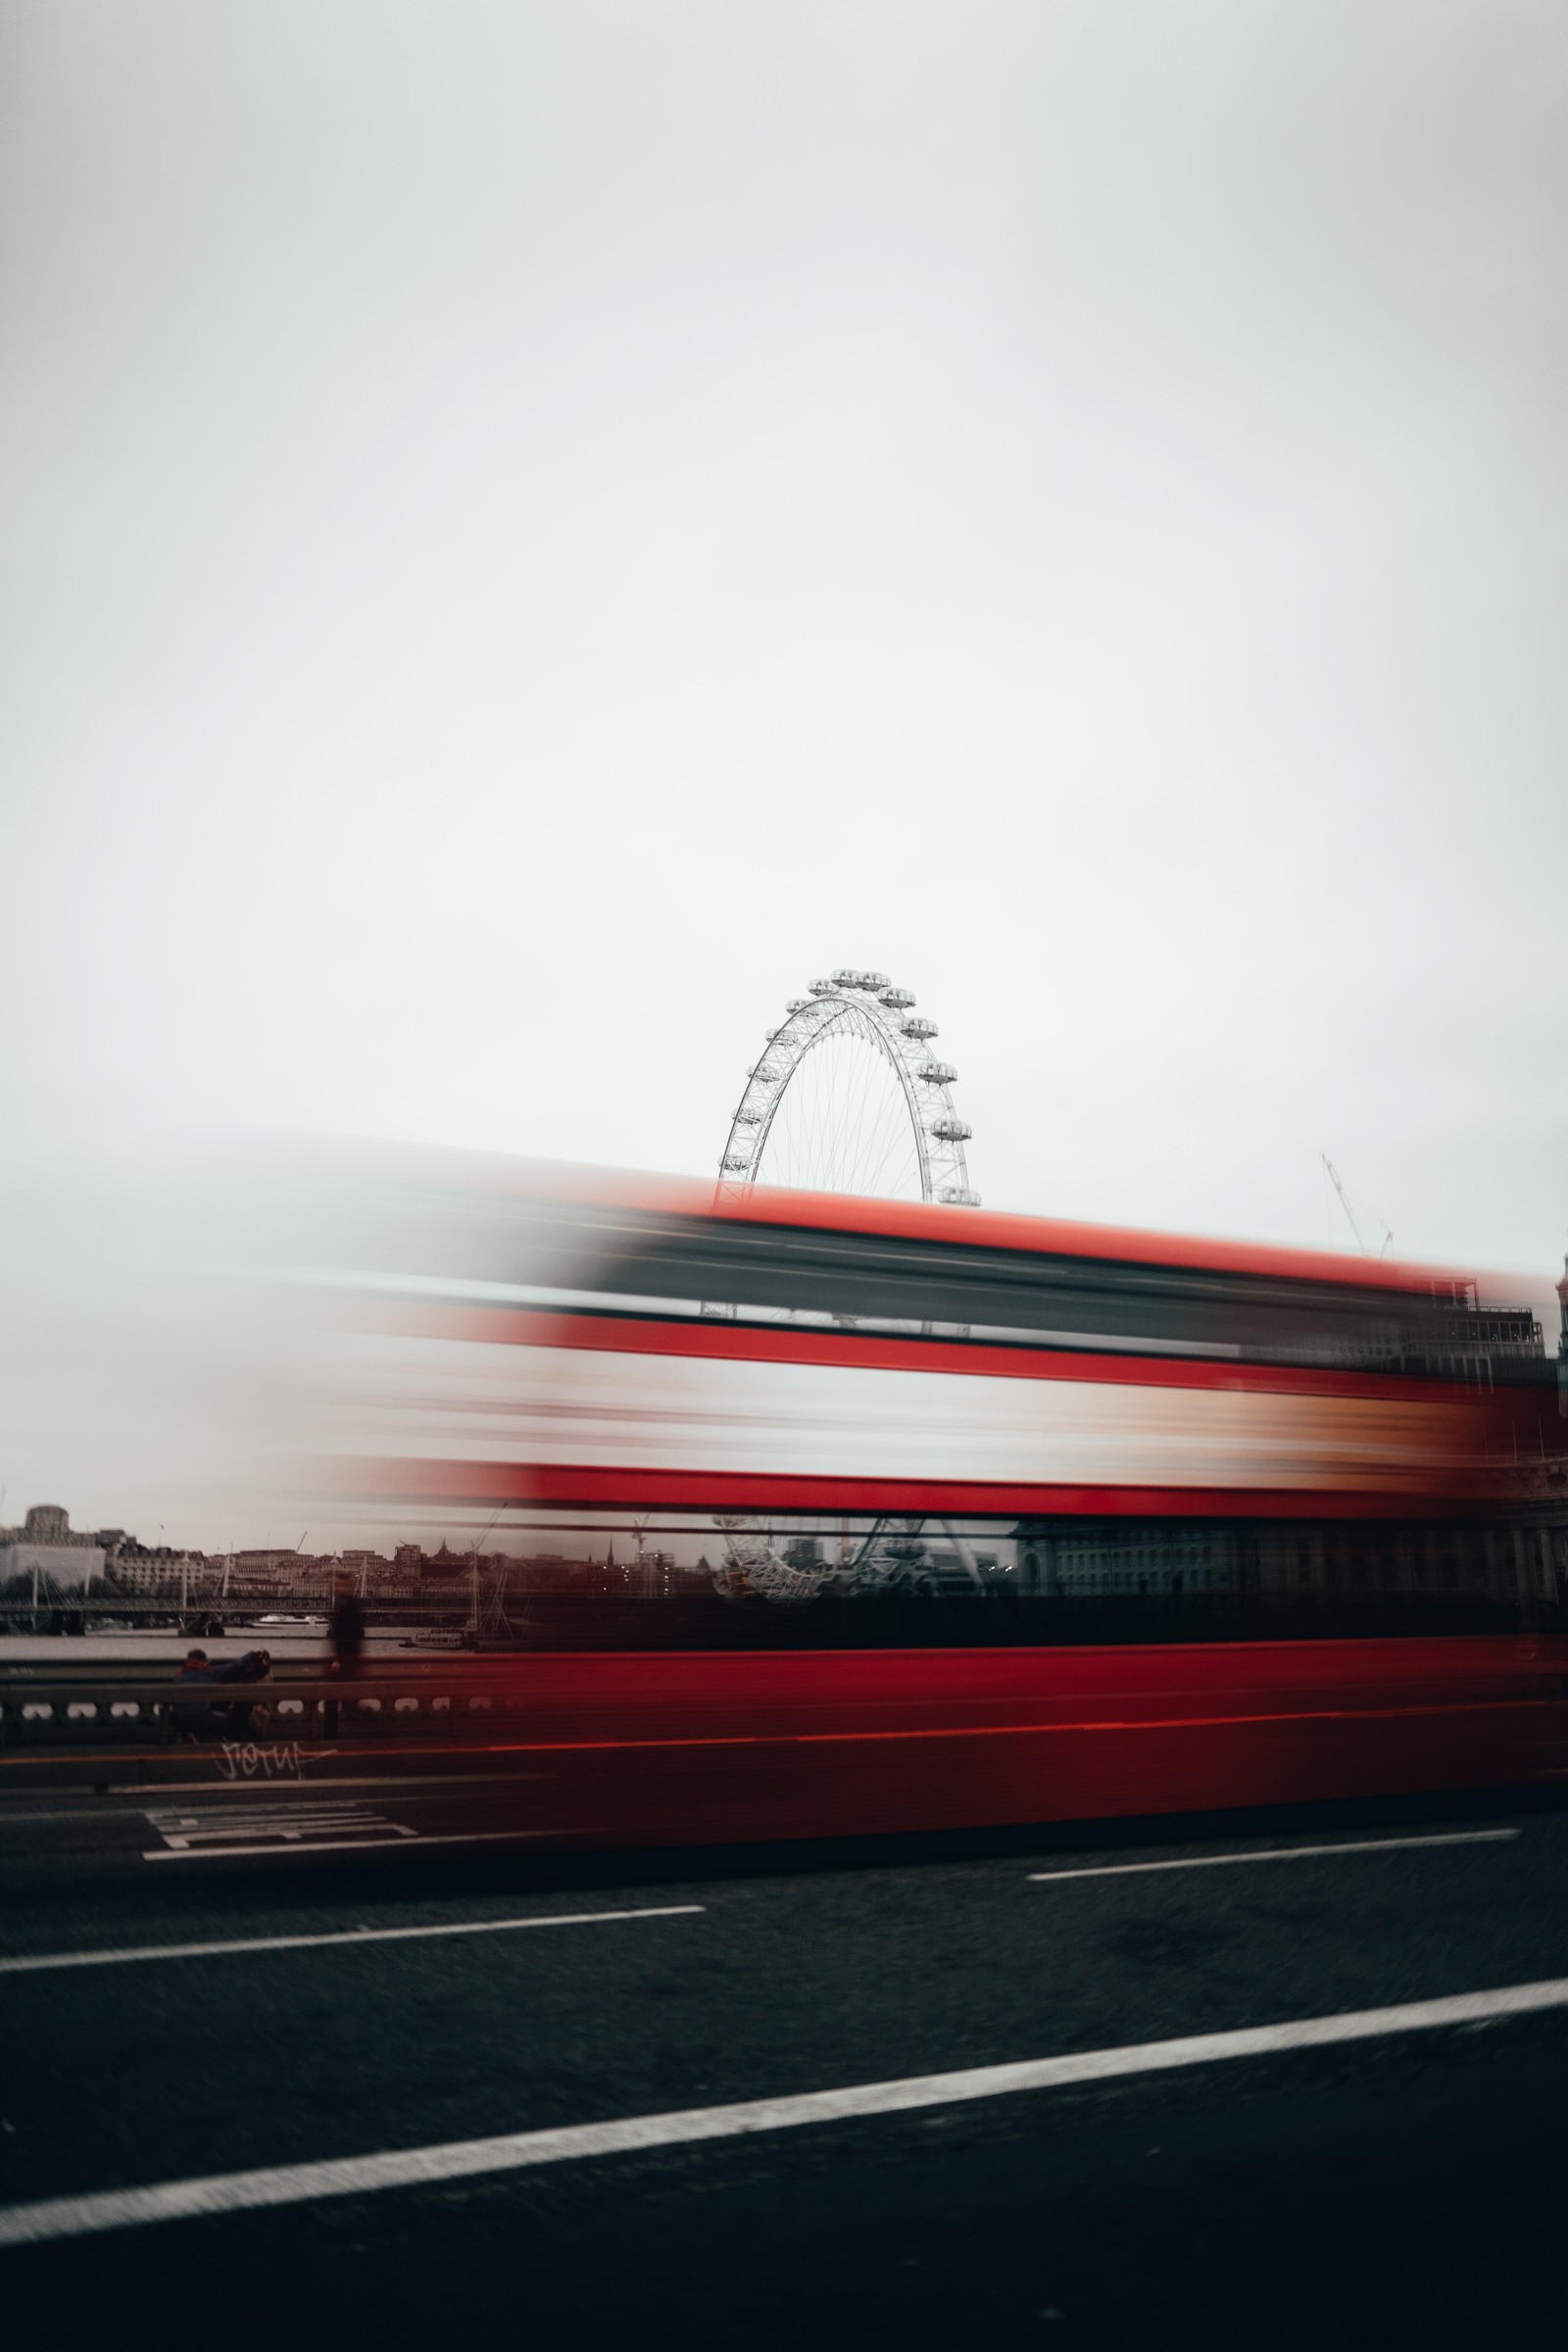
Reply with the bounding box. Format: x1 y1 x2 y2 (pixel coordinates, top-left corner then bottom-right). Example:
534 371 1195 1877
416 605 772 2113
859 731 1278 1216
5 1144 1564 1850
308 1148 1561 1521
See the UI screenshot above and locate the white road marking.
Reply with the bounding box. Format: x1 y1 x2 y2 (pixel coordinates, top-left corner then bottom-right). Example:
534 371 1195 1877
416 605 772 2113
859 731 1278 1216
4 1973 1567 2246
147 1808 411 1841
1026 1828 1518 1884
0 1904 704 1976
141 1828 570 1861
142 1801 417 1855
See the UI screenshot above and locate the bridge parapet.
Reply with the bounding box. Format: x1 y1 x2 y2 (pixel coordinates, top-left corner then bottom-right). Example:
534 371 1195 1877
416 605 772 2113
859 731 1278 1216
0 1672 524 1752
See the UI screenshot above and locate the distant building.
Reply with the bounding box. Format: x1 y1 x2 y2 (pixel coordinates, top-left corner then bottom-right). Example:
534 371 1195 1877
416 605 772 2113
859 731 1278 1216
110 1548 205 1595
419 1544 466 1581
1418 1298 1544 1384
0 1505 108 1591
337 1549 390 1579
1 1544 105 1592
1015 1523 1236 1598
1 1504 104 1550
232 1549 304 1593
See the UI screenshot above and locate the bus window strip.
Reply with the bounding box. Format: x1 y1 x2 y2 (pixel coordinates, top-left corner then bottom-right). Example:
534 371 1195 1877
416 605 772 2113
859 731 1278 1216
329 1298 1543 1411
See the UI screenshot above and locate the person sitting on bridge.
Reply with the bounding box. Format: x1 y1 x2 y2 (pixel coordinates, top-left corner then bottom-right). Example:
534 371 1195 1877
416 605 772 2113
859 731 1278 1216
171 1648 227 1742
214 1646 273 1738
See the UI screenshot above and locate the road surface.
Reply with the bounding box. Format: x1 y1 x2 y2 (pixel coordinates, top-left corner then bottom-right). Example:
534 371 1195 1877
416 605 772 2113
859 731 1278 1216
2 1780 1566 2343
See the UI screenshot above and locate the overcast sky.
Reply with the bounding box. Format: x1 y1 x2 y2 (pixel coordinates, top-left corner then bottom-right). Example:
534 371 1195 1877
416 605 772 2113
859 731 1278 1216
3 4 1565 1531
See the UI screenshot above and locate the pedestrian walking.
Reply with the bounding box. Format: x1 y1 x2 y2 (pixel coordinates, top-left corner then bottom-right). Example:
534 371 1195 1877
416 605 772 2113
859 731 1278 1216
323 1574 366 1736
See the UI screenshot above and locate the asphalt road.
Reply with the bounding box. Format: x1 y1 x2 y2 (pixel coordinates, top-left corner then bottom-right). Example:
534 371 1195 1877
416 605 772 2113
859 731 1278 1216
3 1783 1568 2346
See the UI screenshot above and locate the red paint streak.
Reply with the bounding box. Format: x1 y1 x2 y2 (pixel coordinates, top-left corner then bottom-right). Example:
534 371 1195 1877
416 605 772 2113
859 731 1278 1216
246 1695 1550 1756
427 1154 1492 1302
346 1457 1509 1518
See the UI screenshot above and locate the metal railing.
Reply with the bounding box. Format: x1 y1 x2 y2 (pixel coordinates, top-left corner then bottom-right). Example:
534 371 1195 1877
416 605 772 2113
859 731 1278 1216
0 1673 519 1747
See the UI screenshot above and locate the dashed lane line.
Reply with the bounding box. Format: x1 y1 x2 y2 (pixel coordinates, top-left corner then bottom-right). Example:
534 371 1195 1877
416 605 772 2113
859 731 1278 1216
0 1903 704 1976
5 1974 1568 2246
1026 1828 1518 1884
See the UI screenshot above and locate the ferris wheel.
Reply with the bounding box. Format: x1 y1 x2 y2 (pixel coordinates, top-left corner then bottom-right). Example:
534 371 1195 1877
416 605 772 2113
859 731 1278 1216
717 967 979 1206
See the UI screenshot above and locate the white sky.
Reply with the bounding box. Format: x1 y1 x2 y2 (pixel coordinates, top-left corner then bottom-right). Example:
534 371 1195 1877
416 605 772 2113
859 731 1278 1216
2 3 1565 1535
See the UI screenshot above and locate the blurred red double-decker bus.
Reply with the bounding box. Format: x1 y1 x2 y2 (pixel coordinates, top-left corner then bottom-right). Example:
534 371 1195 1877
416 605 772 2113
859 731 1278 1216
303 1154 1568 1849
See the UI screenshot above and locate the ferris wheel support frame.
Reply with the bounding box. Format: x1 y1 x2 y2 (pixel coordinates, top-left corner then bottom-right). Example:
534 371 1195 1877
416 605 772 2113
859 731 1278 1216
716 966 979 1207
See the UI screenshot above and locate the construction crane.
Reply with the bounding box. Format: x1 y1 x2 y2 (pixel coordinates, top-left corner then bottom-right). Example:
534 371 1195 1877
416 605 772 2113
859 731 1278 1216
1321 1155 1395 1257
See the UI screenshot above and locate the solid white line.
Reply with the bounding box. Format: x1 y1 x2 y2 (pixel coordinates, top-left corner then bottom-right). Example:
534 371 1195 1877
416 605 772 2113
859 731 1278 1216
4 1974 1566 2247
0 1904 704 1977
1026 1828 1519 1884
141 1828 567 1861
